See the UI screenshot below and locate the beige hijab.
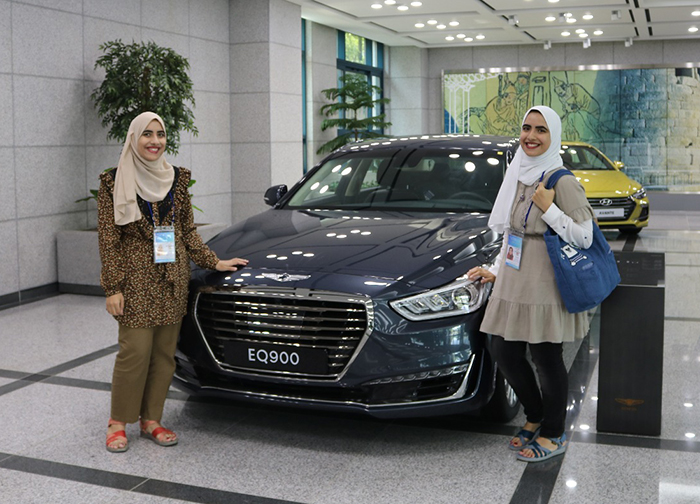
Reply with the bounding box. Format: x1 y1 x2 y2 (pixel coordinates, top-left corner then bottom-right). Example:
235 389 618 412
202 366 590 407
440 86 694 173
113 112 175 225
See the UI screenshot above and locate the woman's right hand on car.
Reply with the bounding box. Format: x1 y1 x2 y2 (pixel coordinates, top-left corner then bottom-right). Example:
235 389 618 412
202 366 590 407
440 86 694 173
467 266 496 284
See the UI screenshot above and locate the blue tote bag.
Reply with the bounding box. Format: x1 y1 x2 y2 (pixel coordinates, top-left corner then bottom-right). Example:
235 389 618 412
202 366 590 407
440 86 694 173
543 169 621 313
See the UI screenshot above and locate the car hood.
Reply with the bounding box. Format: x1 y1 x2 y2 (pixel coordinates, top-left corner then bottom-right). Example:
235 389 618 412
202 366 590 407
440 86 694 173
572 169 643 198
200 209 501 294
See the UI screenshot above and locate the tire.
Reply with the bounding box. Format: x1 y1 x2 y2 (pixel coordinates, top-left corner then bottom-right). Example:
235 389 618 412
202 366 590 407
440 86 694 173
482 369 520 422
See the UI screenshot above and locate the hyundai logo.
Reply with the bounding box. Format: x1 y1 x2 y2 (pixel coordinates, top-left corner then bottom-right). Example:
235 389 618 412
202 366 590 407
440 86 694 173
599 198 613 206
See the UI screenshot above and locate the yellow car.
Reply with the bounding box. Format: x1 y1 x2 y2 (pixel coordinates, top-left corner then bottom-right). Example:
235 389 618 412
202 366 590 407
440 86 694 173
561 141 649 234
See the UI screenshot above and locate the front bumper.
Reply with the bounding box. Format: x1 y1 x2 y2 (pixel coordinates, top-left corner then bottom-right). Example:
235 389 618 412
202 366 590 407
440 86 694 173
174 286 495 418
590 196 649 229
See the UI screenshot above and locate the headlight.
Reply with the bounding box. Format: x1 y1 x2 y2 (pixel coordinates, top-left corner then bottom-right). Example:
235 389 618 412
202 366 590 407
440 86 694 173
631 187 647 200
389 275 490 321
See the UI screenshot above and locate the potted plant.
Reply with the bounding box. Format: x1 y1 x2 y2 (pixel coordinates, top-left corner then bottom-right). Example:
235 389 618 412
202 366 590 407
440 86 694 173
59 40 224 294
317 73 392 154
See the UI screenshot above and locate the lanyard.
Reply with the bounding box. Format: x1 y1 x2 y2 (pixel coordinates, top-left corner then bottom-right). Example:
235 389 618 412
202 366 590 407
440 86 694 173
520 171 545 232
146 192 175 227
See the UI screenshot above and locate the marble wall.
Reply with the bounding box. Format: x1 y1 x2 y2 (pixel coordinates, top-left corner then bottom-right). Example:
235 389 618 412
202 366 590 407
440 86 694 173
0 0 303 304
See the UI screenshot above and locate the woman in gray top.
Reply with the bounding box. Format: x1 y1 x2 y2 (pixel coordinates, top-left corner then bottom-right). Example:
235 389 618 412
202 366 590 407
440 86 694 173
468 105 594 463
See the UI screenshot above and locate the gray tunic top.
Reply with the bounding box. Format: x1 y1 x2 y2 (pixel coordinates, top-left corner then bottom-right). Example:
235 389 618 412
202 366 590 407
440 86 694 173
480 170 595 344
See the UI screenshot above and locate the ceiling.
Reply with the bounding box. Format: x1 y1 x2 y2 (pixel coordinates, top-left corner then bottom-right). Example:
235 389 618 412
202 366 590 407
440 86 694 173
288 0 700 50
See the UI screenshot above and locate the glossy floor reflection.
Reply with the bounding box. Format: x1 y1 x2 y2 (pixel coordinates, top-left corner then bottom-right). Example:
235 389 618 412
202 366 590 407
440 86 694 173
0 212 699 504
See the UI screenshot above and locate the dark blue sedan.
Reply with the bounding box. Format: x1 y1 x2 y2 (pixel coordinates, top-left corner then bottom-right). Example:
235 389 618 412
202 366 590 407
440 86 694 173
174 134 521 420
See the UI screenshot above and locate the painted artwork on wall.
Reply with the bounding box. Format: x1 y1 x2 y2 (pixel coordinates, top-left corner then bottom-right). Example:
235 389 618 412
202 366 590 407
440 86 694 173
443 68 700 190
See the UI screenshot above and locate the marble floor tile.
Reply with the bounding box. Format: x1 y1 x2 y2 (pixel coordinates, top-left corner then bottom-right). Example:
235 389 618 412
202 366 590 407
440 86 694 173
0 294 114 373
551 443 700 504
0 469 190 504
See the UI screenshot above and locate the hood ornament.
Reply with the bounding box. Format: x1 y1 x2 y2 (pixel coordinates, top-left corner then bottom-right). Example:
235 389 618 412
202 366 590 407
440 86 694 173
260 272 311 282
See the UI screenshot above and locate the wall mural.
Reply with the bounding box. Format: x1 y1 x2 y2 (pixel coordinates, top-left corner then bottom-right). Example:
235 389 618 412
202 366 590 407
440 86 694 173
443 68 700 190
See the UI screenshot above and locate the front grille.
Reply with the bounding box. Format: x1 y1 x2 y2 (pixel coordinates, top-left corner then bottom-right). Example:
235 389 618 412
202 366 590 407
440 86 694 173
588 197 635 221
194 286 372 380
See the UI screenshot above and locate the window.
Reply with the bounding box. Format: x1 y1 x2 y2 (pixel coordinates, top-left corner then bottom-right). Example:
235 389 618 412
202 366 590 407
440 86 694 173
337 31 385 133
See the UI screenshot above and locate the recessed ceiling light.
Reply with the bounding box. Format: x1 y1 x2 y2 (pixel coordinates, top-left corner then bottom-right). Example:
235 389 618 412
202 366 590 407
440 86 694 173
561 31 571 36
437 24 446 29
476 34 485 39
583 13 594 20
427 19 438 25
564 12 573 17
445 36 455 41
594 29 603 35
549 0 560 3
465 37 473 42
397 5 409 11
693 10 700 16
410 1 422 6
449 21 459 26
371 3 383 8
456 33 466 38
566 17 577 23
690 26 699 32
384 0 396 4
579 33 588 38
415 22 425 28
575 28 585 33
545 16 556 22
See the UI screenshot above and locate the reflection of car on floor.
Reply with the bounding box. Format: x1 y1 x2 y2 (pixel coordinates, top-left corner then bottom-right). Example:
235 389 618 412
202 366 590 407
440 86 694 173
561 141 649 234
174 134 522 421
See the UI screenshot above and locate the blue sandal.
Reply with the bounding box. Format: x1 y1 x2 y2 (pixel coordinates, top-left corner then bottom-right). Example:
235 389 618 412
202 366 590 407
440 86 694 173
508 426 541 451
516 433 567 462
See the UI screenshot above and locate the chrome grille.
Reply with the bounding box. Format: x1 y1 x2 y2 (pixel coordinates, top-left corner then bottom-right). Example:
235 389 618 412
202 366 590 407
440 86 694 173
588 197 635 221
193 286 372 380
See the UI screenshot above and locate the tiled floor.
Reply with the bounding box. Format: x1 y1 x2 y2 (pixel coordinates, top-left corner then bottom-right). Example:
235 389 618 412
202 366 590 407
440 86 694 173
1 212 699 504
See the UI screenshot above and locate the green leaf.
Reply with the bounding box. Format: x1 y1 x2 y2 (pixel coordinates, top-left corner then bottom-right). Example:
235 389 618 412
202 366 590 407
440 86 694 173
317 73 391 155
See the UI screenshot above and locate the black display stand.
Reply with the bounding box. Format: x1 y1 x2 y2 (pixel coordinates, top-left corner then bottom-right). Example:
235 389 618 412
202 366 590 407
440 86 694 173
597 251 665 436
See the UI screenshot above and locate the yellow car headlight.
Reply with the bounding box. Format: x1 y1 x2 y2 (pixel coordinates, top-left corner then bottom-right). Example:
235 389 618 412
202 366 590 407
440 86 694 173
631 187 647 200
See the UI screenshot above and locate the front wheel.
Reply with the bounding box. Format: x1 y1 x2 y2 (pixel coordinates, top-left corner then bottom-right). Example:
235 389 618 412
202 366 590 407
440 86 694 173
481 369 520 422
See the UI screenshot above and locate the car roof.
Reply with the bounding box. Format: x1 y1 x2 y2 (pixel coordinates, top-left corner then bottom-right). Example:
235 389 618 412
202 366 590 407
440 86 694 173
335 134 519 154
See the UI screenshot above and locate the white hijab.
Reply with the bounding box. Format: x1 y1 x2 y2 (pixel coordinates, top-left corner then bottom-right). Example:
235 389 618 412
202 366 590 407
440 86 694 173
488 105 563 234
113 112 174 225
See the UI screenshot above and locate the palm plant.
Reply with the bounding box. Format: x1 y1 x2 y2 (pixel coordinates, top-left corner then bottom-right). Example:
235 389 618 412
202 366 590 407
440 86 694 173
317 73 391 154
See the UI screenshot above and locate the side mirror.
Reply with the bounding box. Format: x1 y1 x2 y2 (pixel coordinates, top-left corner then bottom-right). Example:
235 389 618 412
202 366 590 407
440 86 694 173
264 184 288 206
613 161 625 170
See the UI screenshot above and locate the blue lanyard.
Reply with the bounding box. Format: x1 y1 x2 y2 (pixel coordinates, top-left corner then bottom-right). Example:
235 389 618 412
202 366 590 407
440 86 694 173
146 192 174 227
522 171 545 231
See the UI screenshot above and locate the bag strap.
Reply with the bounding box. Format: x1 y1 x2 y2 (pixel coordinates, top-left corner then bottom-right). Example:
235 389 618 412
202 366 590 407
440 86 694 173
544 168 574 190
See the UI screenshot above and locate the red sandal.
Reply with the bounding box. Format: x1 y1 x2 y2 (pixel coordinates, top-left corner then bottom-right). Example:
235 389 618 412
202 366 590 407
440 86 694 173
139 419 178 447
106 419 128 453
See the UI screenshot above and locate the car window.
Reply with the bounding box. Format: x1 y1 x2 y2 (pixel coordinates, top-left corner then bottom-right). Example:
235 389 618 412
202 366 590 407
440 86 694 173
284 147 508 212
561 145 613 170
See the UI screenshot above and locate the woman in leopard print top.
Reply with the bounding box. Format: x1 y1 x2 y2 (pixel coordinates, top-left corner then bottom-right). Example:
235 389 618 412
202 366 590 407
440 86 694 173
98 112 247 453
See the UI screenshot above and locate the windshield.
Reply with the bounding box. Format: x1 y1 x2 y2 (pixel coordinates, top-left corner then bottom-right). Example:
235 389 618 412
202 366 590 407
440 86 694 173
561 145 614 171
285 148 508 212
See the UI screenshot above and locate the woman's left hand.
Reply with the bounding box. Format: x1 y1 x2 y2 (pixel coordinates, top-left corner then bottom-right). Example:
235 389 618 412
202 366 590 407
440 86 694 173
215 257 249 272
532 182 554 212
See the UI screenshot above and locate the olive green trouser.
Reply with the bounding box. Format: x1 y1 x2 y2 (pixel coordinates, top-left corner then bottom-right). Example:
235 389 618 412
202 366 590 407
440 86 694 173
110 322 181 423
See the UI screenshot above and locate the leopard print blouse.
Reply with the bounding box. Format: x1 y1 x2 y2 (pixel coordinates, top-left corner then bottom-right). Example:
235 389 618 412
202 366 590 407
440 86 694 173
97 167 219 328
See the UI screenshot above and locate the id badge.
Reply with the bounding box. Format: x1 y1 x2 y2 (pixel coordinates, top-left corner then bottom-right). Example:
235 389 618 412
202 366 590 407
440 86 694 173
505 230 523 270
154 226 176 263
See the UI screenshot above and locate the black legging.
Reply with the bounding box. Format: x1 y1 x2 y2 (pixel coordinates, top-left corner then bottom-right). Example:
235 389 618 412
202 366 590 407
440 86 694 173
491 336 568 439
